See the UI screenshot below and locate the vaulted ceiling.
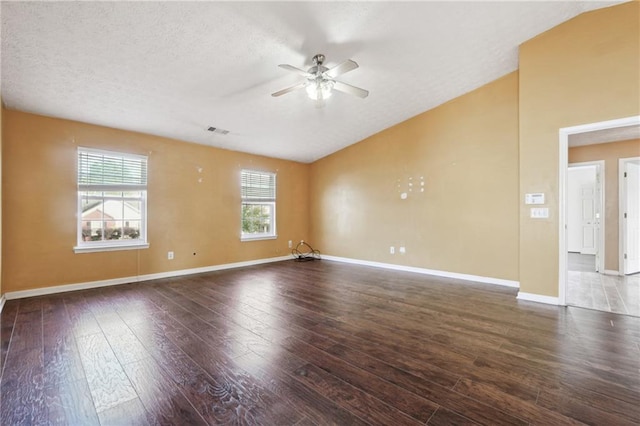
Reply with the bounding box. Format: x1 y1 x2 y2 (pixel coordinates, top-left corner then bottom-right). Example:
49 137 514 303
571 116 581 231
0 1 624 163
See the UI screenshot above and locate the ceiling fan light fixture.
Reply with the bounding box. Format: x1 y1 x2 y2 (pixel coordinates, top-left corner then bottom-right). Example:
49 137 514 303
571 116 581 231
306 79 334 100
273 54 367 101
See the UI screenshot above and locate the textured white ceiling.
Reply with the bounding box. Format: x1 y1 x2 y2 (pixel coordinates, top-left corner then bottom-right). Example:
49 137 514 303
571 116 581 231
0 1 625 163
569 125 640 147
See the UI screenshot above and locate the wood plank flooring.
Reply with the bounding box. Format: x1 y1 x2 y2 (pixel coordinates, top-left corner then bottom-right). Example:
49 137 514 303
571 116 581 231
1 260 639 425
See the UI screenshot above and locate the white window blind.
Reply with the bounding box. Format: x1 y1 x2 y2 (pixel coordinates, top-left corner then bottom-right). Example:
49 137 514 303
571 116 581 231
78 148 147 190
241 170 276 200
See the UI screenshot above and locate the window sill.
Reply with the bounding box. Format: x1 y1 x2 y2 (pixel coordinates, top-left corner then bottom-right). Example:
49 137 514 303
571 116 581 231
74 242 150 254
241 235 277 242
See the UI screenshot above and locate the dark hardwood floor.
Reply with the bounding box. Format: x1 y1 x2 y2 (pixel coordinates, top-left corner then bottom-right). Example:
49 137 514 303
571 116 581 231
1 260 639 425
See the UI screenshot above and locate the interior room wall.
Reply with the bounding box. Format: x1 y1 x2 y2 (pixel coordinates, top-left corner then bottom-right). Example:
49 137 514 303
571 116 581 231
518 1 639 298
310 72 520 282
569 139 640 272
1 110 309 293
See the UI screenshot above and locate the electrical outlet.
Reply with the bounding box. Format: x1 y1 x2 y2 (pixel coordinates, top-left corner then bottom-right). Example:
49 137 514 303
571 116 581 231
399 246 406 254
167 251 174 260
390 246 395 254
288 240 292 248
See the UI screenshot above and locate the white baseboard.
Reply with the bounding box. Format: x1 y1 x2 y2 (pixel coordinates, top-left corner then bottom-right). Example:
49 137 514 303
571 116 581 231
135 256 291 282
322 255 519 288
0 295 6 313
4 254 523 301
603 269 621 276
516 292 560 305
4 256 291 300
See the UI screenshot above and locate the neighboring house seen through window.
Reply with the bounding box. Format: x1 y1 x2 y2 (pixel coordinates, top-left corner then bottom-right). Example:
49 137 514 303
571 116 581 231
75 148 148 253
241 169 276 240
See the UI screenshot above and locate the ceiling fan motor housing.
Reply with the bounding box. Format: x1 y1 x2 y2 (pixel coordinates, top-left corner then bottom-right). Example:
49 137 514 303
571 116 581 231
312 54 326 65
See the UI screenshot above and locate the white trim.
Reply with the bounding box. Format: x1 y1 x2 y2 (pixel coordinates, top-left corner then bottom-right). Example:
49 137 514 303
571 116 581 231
6 277 135 300
619 156 640 275
516 292 560 305
559 127 569 306
603 269 622 276
0 295 6 313
74 242 150 254
241 235 278 242
568 160 605 272
619 157 624 274
4 256 290 300
136 256 290 281
558 115 640 306
322 255 519 288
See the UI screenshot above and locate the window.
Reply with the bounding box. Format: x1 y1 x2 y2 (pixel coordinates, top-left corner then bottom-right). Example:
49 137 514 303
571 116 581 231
75 148 148 253
241 169 276 240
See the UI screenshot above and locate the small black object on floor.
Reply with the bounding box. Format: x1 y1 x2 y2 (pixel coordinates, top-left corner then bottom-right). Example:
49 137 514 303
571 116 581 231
292 241 321 261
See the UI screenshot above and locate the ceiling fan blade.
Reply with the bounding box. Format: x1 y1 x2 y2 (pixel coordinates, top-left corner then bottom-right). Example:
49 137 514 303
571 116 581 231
332 81 369 98
278 64 311 77
271 82 307 97
324 59 359 78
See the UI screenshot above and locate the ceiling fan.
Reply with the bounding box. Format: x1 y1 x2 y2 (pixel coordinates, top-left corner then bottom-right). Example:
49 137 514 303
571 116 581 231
271 54 369 101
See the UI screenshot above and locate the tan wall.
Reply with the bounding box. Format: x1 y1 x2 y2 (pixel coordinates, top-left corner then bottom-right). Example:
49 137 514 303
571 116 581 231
519 1 639 297
310 72 520 281
569 139 640 271
2 110 309 293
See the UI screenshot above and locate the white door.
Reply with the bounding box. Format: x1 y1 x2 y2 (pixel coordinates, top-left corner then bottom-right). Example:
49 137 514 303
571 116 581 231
580 183 598 255
623 160 640 274
568 166 599 254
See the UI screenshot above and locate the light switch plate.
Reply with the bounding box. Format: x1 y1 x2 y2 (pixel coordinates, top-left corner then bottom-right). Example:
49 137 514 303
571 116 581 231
530 207 549 218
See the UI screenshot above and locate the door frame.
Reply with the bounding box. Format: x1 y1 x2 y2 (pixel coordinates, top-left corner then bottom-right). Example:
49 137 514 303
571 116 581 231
619 156 640 275
567 161 604 270
558 115 640 306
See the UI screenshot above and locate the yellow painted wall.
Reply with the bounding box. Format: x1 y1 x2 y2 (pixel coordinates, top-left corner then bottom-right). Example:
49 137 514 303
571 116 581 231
569 139 640 271
519 1 640 297
2 110 309 293
310 72 520 281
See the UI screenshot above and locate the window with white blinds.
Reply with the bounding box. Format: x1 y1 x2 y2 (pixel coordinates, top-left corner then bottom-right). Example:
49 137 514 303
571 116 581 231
241 170 276 240
75 148 149 252
78 149 147 189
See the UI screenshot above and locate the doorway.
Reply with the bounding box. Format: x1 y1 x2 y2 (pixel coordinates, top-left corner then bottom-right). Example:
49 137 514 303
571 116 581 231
567 162 603 272
558 115 640 316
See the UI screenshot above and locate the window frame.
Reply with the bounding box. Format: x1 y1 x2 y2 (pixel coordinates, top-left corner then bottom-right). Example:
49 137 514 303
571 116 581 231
74 147 149 253
240 169 277 241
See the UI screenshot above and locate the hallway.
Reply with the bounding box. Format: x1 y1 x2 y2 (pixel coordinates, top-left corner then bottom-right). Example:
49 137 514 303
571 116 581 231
567 253 640 317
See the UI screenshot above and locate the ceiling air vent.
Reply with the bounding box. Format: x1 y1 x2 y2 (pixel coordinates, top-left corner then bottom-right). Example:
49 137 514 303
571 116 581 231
207 126 230 135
